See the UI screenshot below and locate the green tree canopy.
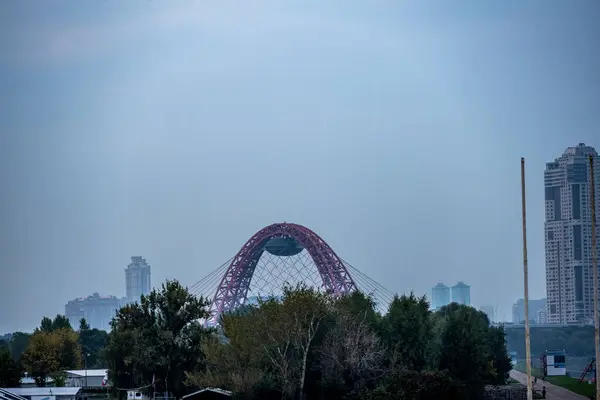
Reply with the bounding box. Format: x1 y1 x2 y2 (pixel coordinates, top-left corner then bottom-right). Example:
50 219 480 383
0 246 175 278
77 319 108 368
7 332 31 362
78 318 91 331
104 280 210 398
109 281 514 400
39 315 72 333
0 346 22 387
382 293 433 371
22 323 82 387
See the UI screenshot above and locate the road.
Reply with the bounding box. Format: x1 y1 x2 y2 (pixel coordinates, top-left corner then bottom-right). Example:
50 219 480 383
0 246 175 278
510 370 589 400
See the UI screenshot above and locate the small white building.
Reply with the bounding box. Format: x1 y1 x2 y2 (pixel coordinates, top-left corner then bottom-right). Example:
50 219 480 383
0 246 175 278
65 370 108 388
2 387 81 400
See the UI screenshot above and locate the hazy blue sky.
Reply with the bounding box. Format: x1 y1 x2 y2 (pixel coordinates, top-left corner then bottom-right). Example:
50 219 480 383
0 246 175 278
1 1 599 333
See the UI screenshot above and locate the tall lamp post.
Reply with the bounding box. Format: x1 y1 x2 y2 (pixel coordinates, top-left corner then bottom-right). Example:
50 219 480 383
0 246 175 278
589 155 599 400
521 158 533 400
85 353 90 387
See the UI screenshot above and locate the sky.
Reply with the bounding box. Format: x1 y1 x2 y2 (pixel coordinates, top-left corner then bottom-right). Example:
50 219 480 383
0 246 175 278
1 1 599 333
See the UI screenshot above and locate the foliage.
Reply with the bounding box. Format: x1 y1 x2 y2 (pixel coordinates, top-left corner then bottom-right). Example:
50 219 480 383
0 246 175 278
319 291 387 398
361 369 466 400
7 332 31 362
382 293 433 371
78 318 109 368
430 303 512 392
39 315 72 333
187 287 513 400
104 280 210 398
21 318 82 386
0 346 22 387
51 371 67 387
8 278 512 398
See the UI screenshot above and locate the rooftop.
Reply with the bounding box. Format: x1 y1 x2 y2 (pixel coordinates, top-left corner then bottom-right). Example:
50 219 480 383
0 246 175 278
453 282 470 288
4 388 81 397
182 388 232 399
0 389 27 400
65 369 107 377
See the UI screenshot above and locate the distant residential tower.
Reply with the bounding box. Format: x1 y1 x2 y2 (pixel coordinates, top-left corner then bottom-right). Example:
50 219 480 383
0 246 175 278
451 282 471 306
65 293 120 331
512 298 546 324
431 283 451 310
544 143 600 323
125 256 152 304
480 305 497 323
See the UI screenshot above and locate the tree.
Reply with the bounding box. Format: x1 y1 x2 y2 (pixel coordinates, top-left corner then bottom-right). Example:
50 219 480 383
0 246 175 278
78 319 109 368
104 304 148 390
7 332 31 362
79 318 91 331
188 286 333 399
105 280 210 398
40 317 53 333
281 285 329 399
0 346 22 387
38 315 72 333
430 303 511 394
22 326 82 386
382 293 433 371
22 331 60 386
53 329 83 372
186 318 267 398
51 315 72 331
363 369 463 400
319 294 387 398
253 298 296 399
487 324 512 384
186 308 266 397
184 287 513 399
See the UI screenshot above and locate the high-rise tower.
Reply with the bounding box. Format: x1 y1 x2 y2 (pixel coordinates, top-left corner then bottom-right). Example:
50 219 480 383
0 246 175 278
545 143 600 323
451 282 471 306
125 256 152 304
431 283 451 310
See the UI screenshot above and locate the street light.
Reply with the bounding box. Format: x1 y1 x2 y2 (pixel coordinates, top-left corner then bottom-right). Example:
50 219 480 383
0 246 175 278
589 155 599 400
84 353 90 387
521 158 532 400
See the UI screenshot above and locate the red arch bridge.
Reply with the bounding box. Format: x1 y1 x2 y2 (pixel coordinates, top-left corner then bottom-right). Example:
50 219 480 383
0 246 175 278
189 222 394 327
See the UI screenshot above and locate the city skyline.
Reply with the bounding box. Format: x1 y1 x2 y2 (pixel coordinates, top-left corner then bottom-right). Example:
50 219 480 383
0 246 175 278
64 256 153 331
431 281 472 310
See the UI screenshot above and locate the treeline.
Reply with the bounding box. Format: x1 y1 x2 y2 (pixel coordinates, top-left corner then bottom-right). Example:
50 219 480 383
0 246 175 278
104 280 511 400
2 280 512 400
0 315 108 387
506 325 594 357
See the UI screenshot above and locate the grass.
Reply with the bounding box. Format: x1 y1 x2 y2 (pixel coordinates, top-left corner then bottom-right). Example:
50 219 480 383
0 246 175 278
513 362 596 397
545 375 595 397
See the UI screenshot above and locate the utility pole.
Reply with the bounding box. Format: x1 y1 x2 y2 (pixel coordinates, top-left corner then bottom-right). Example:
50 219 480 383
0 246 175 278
521 158 533 400
84 353 89 388
589 155 599 400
